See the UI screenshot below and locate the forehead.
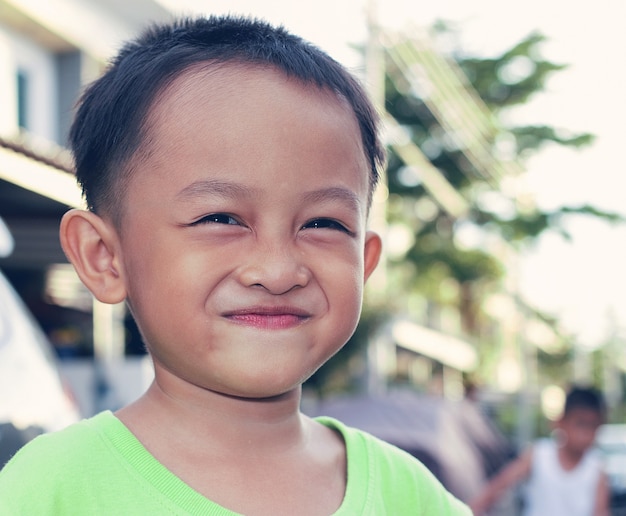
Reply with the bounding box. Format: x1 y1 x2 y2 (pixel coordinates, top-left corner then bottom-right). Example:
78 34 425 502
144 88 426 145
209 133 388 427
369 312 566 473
563 407 602 423
147 62 363 150
140 62 368 170
126 62 370 207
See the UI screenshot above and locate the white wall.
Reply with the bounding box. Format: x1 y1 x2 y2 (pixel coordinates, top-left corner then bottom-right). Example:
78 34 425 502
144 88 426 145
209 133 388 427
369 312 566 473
0 30 18 136
6 0 171 62
59 357 154 418
0 24 58 141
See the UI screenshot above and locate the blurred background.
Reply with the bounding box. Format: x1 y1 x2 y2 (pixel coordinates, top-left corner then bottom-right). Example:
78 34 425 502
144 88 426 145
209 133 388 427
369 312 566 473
0 0 625 511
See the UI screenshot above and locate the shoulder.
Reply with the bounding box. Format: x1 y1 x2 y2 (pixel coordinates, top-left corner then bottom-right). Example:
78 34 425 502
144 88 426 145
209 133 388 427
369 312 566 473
0 411 116 509
1 411 114 470
316 415 428 470
528 437 552 462
317 416 471 515
582 446 605 471
2 414 106 468
533 437 553 451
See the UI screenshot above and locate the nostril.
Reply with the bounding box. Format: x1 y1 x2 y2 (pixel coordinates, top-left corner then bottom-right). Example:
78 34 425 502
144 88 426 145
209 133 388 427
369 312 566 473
238 259 311 295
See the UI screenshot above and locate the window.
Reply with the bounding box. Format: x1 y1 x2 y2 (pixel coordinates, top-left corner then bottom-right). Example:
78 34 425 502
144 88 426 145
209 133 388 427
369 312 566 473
16 69 29 131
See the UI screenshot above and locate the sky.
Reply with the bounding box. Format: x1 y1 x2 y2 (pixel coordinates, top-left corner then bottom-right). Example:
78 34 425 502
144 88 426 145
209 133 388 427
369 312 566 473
158 0 626 349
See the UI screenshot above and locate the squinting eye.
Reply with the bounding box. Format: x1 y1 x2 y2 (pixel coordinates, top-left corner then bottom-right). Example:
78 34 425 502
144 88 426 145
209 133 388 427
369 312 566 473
302 218 352 234
194 213 240 225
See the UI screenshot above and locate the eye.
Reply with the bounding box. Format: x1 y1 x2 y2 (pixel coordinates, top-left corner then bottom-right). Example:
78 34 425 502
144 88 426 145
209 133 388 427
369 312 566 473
192 213 241 226
302 218 354 235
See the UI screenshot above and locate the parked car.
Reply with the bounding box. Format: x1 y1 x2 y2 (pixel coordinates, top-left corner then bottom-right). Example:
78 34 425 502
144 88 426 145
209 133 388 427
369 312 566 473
0 217 80 466
596 423 626 513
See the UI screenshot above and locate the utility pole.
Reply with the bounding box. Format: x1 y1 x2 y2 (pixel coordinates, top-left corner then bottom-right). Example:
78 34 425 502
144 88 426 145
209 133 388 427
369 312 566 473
365 0 388 292
363 0 393 395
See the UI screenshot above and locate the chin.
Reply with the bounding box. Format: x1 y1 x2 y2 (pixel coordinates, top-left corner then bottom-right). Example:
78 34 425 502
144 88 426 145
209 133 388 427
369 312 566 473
223 386 300 401
219 376 304 401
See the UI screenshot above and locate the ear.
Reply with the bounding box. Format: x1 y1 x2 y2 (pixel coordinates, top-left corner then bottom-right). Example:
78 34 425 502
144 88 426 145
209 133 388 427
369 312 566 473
363 230 382 282
59 209 127 304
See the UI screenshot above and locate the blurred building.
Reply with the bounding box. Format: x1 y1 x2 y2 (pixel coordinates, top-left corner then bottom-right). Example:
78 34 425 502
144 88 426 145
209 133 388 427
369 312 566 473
0 0 172 244
0 0 172 416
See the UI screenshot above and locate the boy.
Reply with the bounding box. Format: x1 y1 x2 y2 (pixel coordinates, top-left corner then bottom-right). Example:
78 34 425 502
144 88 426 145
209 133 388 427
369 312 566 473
0 16 469 514
469 386 610 516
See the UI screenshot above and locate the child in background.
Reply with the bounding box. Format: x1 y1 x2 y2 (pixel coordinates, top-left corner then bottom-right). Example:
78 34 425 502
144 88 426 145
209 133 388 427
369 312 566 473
0 15 470 515
469 386 609 516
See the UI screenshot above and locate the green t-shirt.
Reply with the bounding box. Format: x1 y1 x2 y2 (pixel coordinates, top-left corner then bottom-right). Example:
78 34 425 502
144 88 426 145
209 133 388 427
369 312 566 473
0 411 470 514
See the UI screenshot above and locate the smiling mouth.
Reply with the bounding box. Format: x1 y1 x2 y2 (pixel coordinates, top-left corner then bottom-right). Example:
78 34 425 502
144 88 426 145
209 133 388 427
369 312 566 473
223 308 310 330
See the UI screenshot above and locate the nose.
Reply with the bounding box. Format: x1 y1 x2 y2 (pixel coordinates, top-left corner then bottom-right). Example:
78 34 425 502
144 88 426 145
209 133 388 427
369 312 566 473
238 240 311 295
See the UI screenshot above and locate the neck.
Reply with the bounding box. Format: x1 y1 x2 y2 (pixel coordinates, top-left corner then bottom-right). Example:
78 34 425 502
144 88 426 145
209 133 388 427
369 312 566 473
557 444 585 470
117 369 309 456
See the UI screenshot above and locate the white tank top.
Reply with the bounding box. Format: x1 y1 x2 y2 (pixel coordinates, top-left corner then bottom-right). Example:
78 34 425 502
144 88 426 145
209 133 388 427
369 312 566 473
523 438 603 516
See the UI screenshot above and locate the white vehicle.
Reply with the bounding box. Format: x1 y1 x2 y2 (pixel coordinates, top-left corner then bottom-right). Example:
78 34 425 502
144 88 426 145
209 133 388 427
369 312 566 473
0 218 80 444
596 423 626 511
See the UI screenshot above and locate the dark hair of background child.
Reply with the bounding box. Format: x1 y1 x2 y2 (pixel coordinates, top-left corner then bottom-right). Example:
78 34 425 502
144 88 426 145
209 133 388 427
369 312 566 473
564 386 605 417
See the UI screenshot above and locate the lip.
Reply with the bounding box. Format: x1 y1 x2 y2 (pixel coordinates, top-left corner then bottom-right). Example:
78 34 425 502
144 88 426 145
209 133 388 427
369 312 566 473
222 306 311 330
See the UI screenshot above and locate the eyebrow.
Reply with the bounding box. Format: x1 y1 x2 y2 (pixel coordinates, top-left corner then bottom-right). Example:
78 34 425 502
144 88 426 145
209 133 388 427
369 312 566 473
302 187 363 213
176 179 256 200
176 180 362 212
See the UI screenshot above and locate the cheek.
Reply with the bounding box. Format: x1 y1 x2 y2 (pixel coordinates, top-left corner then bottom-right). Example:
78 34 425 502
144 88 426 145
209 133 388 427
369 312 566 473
122 242 200 329
324 249 362 290
328 266 364 332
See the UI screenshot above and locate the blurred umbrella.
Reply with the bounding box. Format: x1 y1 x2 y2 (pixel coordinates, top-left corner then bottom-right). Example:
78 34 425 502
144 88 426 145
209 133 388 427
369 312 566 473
306 390 513 502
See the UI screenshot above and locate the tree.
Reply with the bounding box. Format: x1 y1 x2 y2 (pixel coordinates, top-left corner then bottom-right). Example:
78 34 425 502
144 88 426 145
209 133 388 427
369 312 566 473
306 23 623 395
383 25 621 334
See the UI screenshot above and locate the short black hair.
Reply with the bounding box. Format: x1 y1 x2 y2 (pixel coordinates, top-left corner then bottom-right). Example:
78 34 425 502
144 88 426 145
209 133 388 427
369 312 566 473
563 385 605 417
69 15 385 221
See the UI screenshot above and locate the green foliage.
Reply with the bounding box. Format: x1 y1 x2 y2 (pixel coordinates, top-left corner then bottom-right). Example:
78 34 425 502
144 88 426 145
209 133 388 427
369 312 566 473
558 205 625 224
510 125 595 156
483 205 626 243
536 346 573 382
380 22 626 356
458 32 567 110
406 236 502 284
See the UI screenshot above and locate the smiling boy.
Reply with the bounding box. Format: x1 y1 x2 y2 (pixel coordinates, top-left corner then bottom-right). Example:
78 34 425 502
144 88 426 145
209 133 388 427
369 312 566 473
0 16 469 515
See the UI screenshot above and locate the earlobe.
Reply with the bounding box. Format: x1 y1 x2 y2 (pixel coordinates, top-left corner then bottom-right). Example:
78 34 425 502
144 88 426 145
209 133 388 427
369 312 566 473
59 209 127 304
363 230 382 282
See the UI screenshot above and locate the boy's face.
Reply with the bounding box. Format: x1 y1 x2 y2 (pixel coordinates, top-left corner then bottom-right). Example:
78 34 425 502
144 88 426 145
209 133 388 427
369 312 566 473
557 407 603 454
115 65 380 399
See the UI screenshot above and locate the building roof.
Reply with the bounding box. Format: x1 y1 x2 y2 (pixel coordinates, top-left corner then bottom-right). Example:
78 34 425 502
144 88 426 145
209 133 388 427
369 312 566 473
0 135 81 215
